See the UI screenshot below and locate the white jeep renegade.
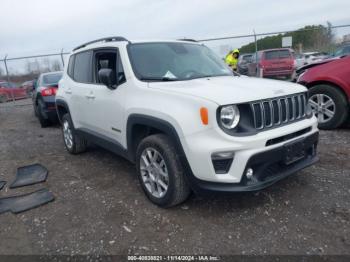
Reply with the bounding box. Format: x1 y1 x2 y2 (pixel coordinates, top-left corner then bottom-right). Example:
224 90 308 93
56 37 319 207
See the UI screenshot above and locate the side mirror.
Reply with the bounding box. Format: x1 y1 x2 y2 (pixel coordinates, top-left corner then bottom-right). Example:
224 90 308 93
98 68 117 89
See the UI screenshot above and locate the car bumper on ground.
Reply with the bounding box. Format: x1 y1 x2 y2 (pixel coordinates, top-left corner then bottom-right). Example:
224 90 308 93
181 117 319 193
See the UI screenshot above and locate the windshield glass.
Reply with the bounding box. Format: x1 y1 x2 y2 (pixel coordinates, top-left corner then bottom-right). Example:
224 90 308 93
43 73 62 85
128 42 232 81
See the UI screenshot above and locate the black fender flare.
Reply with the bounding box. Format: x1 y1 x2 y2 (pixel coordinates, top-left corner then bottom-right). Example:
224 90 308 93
55 99 70 123
126 114 194 170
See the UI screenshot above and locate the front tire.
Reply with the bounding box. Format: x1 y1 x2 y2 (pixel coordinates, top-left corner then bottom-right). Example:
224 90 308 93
61 113 88 154
136 134 191 207
309 84 348 130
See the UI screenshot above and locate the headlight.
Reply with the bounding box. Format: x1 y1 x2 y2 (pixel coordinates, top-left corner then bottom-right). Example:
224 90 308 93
220 105 240 129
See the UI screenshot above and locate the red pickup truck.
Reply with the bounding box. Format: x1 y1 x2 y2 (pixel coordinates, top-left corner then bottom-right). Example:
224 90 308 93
297 55 350 129
0 81 28 102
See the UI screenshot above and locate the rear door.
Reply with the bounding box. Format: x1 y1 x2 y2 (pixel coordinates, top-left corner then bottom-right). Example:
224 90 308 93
69 50 94 129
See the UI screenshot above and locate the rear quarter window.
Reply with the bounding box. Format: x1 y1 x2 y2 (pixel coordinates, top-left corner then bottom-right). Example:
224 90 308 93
67 55 75 78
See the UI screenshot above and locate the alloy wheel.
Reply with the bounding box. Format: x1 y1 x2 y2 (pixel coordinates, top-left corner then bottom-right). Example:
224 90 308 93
309 94 335 123
140 147 169 198
63 120 73 149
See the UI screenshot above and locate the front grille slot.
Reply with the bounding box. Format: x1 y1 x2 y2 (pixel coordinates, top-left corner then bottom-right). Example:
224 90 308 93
250 93 307 130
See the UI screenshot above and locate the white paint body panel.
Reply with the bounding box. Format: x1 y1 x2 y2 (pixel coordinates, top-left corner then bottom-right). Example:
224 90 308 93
57 40 318 184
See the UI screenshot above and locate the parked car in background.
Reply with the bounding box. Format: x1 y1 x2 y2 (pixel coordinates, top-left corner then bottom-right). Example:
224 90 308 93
295 52 327 68
247 48 295 79
32 71 63 127
297 55 350 129
332 44 350 58
0 81 28 102
20 80 36 96
237 53 252 75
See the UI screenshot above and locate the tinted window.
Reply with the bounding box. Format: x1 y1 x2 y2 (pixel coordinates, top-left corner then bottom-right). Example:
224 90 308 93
73 51 92 83
265 50 291 60
67 55 75 78
242 54 252 62
42 73 63 85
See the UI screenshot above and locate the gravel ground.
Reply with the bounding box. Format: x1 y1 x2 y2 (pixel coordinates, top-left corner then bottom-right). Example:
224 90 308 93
0 99 349 256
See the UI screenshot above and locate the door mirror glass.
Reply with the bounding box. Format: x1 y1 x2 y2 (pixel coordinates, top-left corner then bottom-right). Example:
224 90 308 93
98 68 116 89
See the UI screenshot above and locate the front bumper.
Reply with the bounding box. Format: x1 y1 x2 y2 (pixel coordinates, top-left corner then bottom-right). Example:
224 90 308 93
181 117 319 192
187 132 318 193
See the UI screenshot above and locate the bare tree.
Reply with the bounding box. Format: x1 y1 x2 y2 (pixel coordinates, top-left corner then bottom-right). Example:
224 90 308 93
42 57 51 72
51 59 62 71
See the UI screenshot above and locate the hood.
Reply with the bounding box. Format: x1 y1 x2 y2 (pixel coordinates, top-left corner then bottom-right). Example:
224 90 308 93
296 57 338 73
148 76 306 105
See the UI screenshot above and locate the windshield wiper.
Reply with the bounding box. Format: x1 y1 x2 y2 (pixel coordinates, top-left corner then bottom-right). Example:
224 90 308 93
140 77 178 81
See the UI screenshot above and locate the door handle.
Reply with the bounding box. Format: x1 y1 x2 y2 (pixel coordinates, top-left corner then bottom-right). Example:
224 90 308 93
85 93 95 99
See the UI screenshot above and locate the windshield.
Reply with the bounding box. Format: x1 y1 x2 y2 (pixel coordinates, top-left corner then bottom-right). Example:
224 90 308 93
42 73 62 85
128 42 232 81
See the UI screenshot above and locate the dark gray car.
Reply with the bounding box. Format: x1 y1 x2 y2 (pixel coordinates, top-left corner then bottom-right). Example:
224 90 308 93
32 71 63 127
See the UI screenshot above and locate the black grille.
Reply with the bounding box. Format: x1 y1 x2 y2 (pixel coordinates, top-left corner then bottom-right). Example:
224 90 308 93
250 93 307 130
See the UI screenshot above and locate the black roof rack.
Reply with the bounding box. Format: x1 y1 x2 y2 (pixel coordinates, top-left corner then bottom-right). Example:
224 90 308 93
177 38 197 42
73 36 129 51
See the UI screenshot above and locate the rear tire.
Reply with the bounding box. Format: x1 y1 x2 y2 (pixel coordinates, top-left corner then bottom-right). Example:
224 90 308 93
308 84 348 130
61 113 88 154
136 134 191 207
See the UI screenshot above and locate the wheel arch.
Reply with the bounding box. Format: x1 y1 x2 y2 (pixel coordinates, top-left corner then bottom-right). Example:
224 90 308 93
55 99 70 124
126 114 186 163
306 80 349 101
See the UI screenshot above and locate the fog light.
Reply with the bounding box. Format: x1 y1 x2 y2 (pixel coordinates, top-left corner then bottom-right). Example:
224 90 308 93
211 152 234 174
246 168 254 179
212 152 235 159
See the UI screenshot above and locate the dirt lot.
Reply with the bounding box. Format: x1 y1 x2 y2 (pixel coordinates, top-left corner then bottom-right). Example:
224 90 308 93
0 99 349 256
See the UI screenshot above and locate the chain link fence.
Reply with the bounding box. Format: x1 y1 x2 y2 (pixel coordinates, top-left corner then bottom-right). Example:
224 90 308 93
1 23 349 108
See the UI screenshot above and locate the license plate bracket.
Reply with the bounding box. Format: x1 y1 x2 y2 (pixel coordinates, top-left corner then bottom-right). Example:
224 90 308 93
283 138 306 165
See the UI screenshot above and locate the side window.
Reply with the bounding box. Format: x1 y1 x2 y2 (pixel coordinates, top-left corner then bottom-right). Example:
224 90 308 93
67 55 75 78
94 50 126 85
73 51 92 83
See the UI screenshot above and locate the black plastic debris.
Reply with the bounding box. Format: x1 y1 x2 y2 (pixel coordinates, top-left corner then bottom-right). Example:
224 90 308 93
0 181 5 190
10 163 48 189
0 188 54 214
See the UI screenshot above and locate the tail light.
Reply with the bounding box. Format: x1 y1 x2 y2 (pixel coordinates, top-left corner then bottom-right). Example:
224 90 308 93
41 87 57 96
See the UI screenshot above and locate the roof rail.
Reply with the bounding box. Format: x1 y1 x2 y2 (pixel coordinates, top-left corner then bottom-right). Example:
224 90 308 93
73 36 129 51
177 38 197 42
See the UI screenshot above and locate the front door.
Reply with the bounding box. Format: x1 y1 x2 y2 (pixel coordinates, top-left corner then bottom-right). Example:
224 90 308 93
86 48 127 146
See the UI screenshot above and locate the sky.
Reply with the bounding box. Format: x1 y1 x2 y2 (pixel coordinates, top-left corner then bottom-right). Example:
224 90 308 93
0 0 350 72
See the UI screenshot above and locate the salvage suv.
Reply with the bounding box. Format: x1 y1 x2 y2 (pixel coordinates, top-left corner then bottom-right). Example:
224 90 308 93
56 37 319 207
